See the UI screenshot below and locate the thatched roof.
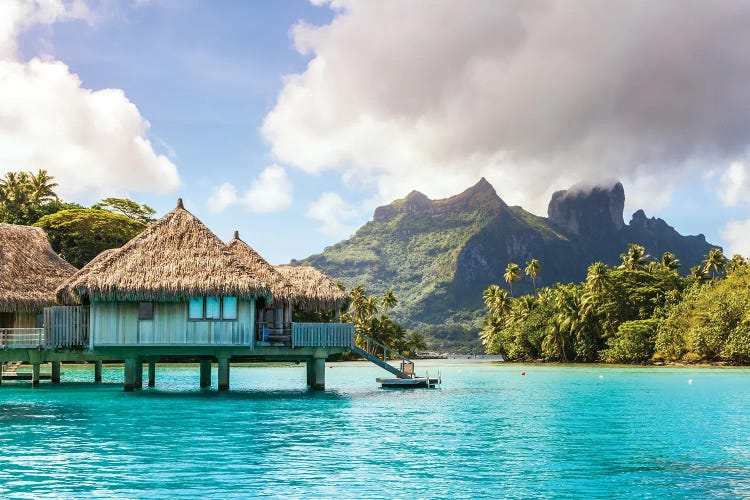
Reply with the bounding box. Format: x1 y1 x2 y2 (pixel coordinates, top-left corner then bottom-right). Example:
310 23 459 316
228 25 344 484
274 264 348 311
0 223 77 312
57 200 270 303
56 248 118 305
226 231 293 303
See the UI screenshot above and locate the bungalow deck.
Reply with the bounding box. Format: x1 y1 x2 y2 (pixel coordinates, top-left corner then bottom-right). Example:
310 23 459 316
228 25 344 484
0 316 427 391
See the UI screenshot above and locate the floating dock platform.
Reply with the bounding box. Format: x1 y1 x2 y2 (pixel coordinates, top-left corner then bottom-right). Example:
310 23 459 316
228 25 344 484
377 376 441 388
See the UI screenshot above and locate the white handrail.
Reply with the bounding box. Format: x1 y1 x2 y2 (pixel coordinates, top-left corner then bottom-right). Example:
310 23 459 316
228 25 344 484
0 328 45 348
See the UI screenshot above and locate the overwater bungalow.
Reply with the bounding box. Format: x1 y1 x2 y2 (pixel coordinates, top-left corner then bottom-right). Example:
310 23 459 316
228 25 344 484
0 223 76 348
1 200 417 391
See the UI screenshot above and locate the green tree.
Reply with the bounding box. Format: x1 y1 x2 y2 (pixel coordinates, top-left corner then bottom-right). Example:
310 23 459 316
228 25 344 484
524 258 541 294
28 169 59 204
34 209 146 268
660 252 681 272
504 262 522 296
93 197 156 224
381 289 398 312
703 247 726 279
619 243 651 270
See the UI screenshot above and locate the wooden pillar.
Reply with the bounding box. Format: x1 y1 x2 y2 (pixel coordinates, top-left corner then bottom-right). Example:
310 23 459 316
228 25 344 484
32 363 41 387
124 358 136 392
334 308 340 322
200 359 212 388
309 357 325 390
134 359 143 389
94 360 102 382
51 361 61 383
0 362 3 385
218 357 230 391
148 362 156 387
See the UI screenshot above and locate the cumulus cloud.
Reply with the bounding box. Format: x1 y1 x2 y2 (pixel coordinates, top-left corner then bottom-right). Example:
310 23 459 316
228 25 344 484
0 0 180 201
305 192 358 236
721 219 750 257
717 161 749 207
263 0 750 213
207 165 292 213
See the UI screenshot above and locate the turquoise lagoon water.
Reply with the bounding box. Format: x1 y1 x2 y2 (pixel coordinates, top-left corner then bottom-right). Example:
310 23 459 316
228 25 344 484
1 360 749 499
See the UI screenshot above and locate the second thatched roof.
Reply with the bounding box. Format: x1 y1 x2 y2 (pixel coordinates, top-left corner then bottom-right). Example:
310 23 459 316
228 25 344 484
57 200 270 303
274 264 348 311
227 231 293 303
0 223 77 312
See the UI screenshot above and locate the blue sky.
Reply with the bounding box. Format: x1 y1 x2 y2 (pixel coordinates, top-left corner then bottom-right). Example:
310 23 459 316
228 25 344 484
3 0 750 263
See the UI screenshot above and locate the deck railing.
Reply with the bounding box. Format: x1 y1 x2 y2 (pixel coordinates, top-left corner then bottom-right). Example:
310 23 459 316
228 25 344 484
291 323 354 348
45 306 90 348
0 328 45 348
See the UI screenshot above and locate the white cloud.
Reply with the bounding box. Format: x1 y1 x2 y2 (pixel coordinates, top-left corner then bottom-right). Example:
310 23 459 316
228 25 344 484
207 165 292 213
721 219 750 257
305 192 358 236
0 0 180 201
717 161 749 207
264 1 750 214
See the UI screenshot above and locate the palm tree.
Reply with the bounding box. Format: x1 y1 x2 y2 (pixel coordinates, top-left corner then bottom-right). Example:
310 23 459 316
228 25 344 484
619 243 650 270
585 262 609 295
483 285 512 319
703 247 726 279
660 252 681 272
28 169 58 204
381 289 398 312
689 265 708 282
504 262 522 296
524 259 541 294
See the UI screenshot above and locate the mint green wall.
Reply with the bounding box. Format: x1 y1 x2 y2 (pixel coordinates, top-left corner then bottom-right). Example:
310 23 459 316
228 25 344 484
91 299 255 347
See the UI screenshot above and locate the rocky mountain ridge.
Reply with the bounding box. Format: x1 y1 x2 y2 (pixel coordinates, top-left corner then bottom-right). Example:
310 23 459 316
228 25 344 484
299 178 716 351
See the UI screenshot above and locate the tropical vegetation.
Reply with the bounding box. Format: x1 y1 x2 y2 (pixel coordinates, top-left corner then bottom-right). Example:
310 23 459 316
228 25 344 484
481 245 750 364
1 169 154 267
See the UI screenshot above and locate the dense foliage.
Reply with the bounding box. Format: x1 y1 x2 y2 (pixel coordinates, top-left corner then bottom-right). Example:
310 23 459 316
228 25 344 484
1 169 152 268
481 245 750 364
34 209 146 268
341 286 427 358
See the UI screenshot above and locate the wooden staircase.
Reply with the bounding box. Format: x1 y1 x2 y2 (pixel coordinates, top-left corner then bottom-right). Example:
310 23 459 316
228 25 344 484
350 332 415 379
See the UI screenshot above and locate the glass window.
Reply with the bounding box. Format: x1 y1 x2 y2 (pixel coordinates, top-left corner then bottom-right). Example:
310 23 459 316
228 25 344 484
189 297 204 319
222 297 238 320
139 302 154 320
205 297 222 320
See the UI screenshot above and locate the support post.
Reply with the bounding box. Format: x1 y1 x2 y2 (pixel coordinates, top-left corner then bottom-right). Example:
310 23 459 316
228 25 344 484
94 360 102 382
218 357 230 391
148 361 156 387
124 358 136 392
51 361 61 384
310 357 326 390
0 362 3 385
134 358 143 389
306 357 315 387
32 363 41 387
200 359 212 388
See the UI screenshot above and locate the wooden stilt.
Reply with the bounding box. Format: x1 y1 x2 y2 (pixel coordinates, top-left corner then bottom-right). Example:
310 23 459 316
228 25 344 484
148 361 156 387
134 359 143 389
51 361 61 383
218 357 230 391
94 360 102 382
32 363 41 387
124 358 136 392
200 359 212 388
311 357 325 390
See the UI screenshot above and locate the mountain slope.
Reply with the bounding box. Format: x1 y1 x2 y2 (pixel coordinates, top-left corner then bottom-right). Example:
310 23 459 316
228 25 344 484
299 179 716 351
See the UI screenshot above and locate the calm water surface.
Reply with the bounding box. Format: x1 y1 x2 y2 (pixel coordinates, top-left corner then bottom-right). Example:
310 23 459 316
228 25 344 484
1 361 749 499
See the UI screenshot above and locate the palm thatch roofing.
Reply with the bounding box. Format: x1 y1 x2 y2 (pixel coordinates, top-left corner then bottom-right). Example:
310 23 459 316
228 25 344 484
0 223 77 312
274 264 348 311
57 200 270 304
226 231 293 303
